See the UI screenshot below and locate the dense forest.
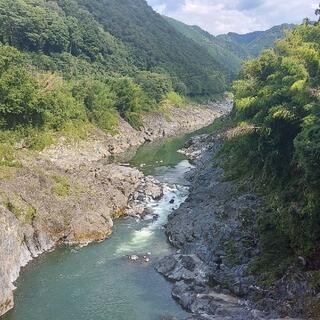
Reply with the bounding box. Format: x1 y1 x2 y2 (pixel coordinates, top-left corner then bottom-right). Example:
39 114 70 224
1 0 319 313
0 0 233 158
223 21 320 268
76 0 228 96
164 16 243 79
166 17 293 78
0 0 293 159
0 0 229 95
218 24 294 58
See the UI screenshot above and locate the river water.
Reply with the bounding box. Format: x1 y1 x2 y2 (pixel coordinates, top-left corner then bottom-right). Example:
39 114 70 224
2 123 218 320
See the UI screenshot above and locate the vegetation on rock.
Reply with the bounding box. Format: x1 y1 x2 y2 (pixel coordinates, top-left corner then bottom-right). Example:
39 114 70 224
222 20 320 263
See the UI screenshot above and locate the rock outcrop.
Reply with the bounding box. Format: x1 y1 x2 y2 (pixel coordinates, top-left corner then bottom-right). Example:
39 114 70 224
156 128 316 319
0 162 162 316
41 105 223 170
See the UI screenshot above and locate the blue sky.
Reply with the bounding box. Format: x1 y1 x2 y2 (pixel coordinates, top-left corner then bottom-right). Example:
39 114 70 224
147 0 318 34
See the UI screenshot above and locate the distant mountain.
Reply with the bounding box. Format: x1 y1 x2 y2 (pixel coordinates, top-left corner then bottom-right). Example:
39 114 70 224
164 16 243 79
218 23 295 57
165 17 294 77
75 0 228 96
0 0 295 99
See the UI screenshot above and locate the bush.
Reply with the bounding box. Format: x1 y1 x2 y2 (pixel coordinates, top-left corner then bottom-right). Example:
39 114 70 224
51 175 71 197
111 77 150 127
135 71 172 103
0 143 19 167
161 91 185 108
92 108 119 134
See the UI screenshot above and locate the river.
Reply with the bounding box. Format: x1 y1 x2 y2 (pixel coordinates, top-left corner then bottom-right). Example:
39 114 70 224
2 122 219 320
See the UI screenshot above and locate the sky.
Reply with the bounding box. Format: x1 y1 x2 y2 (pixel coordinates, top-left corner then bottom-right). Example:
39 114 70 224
147 0 318 35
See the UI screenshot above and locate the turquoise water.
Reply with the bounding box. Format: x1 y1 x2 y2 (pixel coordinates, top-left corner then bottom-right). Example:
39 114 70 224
2 122 218 320
128 120 221 175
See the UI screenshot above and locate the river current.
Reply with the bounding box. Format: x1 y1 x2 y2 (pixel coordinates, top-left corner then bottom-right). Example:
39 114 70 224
3 123 218 320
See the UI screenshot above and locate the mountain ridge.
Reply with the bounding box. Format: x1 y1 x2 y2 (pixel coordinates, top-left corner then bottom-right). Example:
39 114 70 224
217 23 295 57
73 0 228 96
165 16 295 77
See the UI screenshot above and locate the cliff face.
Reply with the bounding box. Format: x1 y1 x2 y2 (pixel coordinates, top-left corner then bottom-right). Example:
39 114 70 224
0 104 222 316
0 207 29 315
0 162 159 316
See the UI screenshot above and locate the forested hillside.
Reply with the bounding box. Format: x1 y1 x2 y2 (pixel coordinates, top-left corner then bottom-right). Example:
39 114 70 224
223 21 320 266
76 0 229 96
0 0 301 180
218 23 295 58
165 17 293 77
164 16 243 79
0 0 233 160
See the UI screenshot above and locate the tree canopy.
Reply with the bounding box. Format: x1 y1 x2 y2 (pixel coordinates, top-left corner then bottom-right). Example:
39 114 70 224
225 22 320 257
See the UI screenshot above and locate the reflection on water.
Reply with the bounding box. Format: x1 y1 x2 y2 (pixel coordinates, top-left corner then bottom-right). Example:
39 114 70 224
113 119 221 175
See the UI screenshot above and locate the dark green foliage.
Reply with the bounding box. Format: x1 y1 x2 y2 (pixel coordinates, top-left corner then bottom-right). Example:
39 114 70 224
218 24 294 58
75 0 228 96
0 0 129 66
165 16 293 82
0 46 42 128
111 77 151 128
0 45 86 130
224 23 320 258
0 0 68 53
0 0 232 105
135 71 172 103
246 24 295 56
1 0 226 141
67 77 120 133
0 41 151 137
0 0 293 159
164 16 243 79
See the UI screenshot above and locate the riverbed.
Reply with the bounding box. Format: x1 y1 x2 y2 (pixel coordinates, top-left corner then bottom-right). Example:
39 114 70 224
2 123 219 320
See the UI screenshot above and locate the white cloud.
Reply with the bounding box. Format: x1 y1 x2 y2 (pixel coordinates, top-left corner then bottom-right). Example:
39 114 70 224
153 3 167 14
174 0 264 34
147 0 317 35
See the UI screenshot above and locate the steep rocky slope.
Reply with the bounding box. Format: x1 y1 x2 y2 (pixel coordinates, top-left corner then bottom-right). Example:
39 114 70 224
156 126 319 319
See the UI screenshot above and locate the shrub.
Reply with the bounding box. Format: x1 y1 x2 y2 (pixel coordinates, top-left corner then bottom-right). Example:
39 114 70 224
51 175 71 197
223 23 320 258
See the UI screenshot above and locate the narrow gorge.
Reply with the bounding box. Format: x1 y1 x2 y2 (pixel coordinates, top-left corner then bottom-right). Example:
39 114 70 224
0 103 226 318
0 0 319 319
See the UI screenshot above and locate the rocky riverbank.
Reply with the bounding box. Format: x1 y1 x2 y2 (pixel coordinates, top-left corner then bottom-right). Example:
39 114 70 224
40 104 226 170
0 104 225 316
156 125 320 319
0 160 163 316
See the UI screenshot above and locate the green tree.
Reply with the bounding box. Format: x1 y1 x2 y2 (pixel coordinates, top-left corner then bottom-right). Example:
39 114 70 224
135 71 172 103
111 77 150 128
315 3 320 22
226 22 320 257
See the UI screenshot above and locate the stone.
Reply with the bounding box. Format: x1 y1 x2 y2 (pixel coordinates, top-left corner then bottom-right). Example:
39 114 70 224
154 126 309 319
128 255 139 261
